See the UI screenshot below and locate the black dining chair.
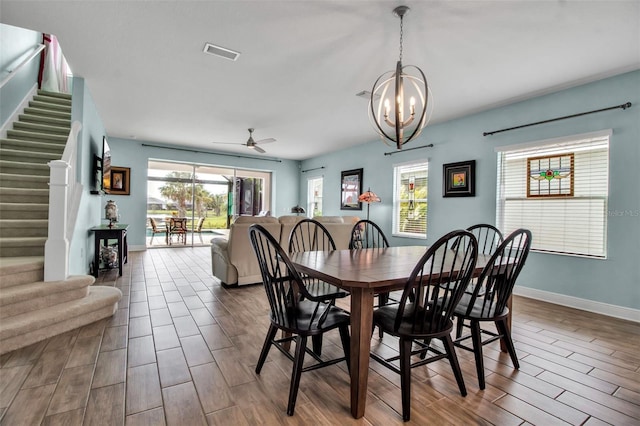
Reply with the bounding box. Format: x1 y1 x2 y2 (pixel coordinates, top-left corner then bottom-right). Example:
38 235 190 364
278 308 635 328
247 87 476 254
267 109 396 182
466 224 504 255
249 224 351 416
370 230 478 421
453 228 532 390
288 219 349 354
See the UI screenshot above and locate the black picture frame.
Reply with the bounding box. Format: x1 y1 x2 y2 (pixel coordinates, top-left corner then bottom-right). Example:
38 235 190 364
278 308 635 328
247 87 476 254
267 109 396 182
443 160 475 197
341 168 363 210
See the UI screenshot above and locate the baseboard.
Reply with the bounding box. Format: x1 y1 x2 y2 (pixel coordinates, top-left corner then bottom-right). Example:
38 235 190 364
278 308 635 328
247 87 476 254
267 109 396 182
514 286 640 323
129 245 147 252
0 83 38 138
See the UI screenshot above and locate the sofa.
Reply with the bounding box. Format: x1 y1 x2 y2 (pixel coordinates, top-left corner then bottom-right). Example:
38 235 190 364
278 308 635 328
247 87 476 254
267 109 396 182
211 215 360 286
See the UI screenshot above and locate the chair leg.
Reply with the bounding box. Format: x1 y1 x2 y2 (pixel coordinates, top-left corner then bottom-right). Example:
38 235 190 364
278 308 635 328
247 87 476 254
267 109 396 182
470 320 486 390
255 324 278 374
338 324 351 373
287 335 307 416
419 338 432 360
311 335 323 356
495 319 519 369
456 316 465 339
443 334 467 396
399 338 413 421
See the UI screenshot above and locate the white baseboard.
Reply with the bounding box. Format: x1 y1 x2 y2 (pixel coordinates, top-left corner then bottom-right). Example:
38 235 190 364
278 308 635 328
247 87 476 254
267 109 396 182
514 286 640 323
129 245 147 252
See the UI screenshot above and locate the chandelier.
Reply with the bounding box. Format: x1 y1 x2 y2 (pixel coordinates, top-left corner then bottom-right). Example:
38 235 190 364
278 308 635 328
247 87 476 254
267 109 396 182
369 6 430 150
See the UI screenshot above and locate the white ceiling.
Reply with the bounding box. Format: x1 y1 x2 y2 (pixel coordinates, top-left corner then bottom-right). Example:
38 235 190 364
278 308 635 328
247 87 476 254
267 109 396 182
2 1 639 160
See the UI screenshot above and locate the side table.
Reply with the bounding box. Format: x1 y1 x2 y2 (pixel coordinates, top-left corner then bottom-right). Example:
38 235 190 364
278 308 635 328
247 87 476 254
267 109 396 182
90 224 129 277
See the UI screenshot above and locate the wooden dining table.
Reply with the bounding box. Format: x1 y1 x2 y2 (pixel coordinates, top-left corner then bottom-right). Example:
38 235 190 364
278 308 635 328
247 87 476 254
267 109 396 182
289 245 501 419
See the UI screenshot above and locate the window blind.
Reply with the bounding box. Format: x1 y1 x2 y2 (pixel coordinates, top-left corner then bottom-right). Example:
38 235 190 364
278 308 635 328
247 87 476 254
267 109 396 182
496 130 610 258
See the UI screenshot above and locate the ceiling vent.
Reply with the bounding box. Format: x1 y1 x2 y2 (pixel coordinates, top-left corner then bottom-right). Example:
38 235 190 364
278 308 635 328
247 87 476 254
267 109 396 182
203 43 240 61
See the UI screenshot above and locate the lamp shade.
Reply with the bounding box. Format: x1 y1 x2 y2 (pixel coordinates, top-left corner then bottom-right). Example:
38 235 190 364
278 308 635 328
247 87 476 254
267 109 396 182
358 189 381 204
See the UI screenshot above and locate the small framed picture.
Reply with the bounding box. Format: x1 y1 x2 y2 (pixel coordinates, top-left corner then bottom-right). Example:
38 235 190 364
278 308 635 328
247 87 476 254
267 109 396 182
340 168 363 210
443 160 475 197
109 166 130 195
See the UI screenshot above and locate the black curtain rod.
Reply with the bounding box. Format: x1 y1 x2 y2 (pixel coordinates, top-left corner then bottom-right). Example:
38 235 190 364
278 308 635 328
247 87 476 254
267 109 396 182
384 143 434 156
483 102 632 137
141 143 282 163
301 166 325 173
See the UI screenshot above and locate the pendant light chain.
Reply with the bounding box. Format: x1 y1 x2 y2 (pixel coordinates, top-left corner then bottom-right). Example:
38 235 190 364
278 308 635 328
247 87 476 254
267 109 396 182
399 15 404 62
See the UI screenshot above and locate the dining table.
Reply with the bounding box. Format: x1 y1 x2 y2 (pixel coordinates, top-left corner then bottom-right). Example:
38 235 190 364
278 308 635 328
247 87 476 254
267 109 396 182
289 245 505 419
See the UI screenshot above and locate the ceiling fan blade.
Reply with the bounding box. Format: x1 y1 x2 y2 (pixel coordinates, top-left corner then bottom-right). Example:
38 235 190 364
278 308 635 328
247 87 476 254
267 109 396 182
254 137 276 145
211 141 244 146
252 145 266 154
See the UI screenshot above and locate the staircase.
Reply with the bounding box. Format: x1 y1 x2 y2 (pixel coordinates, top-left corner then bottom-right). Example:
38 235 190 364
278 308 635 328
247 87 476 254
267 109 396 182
0 90 121 355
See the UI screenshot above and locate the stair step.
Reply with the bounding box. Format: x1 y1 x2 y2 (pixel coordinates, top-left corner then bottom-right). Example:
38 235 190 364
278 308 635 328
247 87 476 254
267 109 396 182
0 275 93 319
37 90 72 100
13 121 71 136
0 187 49 204
0 147 61 164
23 107 71 121
0 257 44 288
0 203 48 220
6 129 68 144
0 138 66 154
0 219 48 238
0 173 49 189
0 285 122 355
0 159 50 177
32 94 72 106
18 113 71 128
27 101 71 114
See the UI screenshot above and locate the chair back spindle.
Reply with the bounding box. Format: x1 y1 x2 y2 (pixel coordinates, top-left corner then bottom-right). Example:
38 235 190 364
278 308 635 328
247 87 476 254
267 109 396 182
349 219 389 249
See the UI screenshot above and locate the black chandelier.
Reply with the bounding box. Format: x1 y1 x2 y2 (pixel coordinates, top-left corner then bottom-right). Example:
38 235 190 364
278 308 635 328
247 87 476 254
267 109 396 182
369 6 430 150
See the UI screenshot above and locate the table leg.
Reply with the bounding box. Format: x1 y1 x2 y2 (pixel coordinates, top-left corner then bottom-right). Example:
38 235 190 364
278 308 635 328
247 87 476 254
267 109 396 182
349 287 374 419
93 236 100 278
117 234 123 276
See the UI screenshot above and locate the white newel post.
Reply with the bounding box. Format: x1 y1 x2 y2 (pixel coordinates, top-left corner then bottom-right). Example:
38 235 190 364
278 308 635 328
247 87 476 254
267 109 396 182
45 160 70 281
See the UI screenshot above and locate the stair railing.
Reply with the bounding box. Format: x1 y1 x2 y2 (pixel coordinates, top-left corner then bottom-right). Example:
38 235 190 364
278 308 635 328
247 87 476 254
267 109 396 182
44 121 82 281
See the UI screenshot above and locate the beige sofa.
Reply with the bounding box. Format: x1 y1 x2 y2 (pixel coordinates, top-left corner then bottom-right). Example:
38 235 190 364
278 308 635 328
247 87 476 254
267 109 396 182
211 215 359 286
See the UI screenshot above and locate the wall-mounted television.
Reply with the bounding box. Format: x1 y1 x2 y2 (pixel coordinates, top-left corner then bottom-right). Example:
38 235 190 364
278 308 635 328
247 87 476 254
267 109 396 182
102 136 112 193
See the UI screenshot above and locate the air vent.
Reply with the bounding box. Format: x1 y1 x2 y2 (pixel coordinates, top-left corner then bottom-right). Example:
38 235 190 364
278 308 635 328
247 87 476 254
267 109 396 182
203 43 241 61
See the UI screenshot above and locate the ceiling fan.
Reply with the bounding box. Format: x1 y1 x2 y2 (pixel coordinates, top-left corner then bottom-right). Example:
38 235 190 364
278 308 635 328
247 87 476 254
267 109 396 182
211 128 276 154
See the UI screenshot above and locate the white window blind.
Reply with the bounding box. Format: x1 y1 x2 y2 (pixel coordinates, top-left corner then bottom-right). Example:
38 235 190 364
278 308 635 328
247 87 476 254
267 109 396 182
496 130 610 258
393 161 428 238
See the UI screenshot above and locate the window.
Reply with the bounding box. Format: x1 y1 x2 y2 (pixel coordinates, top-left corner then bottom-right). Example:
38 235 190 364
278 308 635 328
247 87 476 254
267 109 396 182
307 177 323 217
393 160 428 238
496 130 610 258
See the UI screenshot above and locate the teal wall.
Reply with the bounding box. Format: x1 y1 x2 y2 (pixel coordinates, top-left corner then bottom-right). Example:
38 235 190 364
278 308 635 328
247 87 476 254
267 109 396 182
104 138 301 248
68 77 108 275
301 70 640 310
0 24 41 125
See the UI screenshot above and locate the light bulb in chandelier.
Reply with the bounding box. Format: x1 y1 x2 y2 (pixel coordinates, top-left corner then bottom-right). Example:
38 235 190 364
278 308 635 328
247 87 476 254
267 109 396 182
369 5 432 150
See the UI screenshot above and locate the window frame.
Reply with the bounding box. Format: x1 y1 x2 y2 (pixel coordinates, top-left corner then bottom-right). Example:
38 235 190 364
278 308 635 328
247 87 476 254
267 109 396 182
392 159 429 239
495 129 611 259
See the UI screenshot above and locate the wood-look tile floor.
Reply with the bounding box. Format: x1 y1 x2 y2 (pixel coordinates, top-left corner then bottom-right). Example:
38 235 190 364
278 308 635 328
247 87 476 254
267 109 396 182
1 247 639 425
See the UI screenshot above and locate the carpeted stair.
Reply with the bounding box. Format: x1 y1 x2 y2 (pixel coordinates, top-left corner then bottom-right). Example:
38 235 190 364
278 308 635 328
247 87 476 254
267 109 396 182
0 90 121 355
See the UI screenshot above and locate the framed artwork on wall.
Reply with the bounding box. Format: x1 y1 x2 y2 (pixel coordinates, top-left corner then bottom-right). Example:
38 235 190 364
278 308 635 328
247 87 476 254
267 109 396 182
108 166 131 196
443 160 475 197
340 168 363 210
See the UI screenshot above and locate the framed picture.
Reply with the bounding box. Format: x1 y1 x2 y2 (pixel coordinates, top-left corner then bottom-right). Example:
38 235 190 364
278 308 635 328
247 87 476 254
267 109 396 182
341 168 363 210
443 160 475 197
108 166 130 195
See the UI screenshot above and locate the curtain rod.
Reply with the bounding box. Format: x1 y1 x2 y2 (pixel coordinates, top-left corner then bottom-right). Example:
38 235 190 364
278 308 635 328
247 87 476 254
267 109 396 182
384 144 434 156
483 102 632 137
301 166 325 173
141 143 282 163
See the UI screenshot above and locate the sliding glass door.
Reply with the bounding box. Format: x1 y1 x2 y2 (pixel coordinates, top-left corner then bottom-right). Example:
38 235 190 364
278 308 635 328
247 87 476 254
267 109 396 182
146 160 271 248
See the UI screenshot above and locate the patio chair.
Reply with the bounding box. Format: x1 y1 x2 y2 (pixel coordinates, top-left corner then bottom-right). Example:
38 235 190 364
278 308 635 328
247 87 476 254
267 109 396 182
148 217 166 245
